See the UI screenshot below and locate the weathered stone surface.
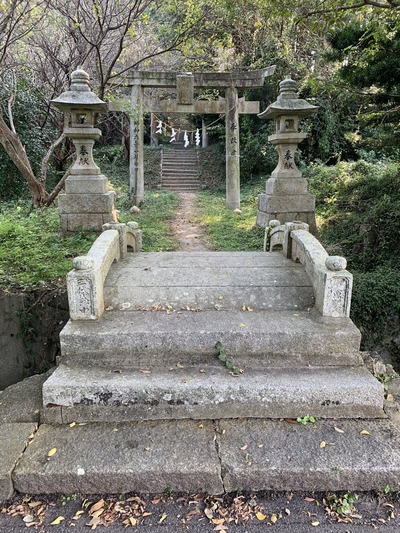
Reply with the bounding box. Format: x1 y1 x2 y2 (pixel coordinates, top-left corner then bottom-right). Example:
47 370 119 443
218 419 400 492
258 193 315 214
64 175 109 194
59 309 361 367
105 285 314 312
58 191 115 214
291 229 353 318
265 177 309 195
0 294 28 390
0 423 37 501
102 250 314 310
0 372 52 423
13 421 223 495
42 365 383 422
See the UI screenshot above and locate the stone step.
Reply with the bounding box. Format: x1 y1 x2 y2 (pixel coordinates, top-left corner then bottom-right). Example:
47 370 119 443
103 251 314 311
12 419 400 495
163 186 201 190
59 309 361 369
42 365 383 422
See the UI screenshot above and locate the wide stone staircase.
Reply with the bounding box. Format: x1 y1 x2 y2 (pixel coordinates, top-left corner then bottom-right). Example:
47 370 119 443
8 223 400 497
161 146 201 191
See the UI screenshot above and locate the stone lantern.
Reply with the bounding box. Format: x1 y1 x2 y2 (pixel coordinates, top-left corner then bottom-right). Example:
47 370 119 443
51 69 117 233
256 76 318 234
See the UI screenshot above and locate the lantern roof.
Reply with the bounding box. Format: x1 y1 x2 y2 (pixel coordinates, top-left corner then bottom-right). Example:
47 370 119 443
51 69 108 112
258 76 318 120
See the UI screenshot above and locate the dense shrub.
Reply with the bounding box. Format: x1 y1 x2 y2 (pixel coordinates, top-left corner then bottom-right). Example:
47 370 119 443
306 160 400 346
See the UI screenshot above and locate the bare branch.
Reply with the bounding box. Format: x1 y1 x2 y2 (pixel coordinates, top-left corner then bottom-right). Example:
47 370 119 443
45 167 71 206
40 132 67 185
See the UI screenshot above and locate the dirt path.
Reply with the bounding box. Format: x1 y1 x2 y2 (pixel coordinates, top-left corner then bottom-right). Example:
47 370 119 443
170 192 211 251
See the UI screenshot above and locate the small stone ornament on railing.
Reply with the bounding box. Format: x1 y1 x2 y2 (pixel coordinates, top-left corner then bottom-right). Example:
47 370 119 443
268 221 353 318
67 222 142 320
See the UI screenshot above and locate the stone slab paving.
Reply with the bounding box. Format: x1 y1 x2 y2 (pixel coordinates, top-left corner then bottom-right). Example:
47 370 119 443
217 419 400 493
0 423 37 501
0 372 52 423
12 420 224 495
6 418 400 498
41 365 384 422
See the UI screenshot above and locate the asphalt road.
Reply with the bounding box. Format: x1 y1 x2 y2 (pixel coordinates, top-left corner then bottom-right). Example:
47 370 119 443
1 491 399 533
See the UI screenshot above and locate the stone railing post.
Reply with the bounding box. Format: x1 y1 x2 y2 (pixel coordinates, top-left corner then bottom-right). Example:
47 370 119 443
267 221 353 318
67 222 141 320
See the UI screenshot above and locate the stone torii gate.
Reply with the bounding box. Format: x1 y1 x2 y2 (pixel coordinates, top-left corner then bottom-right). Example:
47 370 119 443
119 67 275 209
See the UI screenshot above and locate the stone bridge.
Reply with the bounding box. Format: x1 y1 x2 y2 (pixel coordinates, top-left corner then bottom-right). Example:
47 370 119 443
8 220 400 497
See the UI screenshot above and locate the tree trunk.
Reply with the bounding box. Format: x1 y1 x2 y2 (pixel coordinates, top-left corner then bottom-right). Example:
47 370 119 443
0 114 47 207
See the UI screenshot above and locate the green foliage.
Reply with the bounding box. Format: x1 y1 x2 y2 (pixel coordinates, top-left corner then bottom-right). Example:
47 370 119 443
197 182 265 251
296 415 316 425
306 160 400 347
326 492 358 517
119 191 179 252
0 76 56 200
352 268 400 347
307 160 400 271
0 201 96 290
215 340 242 375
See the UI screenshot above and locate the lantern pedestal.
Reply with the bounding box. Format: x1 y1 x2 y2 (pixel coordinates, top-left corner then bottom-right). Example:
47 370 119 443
51 70 117 234
256 77 318 234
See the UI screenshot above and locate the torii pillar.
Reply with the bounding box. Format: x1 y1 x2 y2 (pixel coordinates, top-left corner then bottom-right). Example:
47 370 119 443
226 86 240 209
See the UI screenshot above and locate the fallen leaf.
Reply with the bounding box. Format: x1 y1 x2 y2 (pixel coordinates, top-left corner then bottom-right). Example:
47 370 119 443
311 521 320 526
129 517 137 526
387 393 394 402
47 448 57 457
334 427 344 433
241 305 246 311
239 323 247 328
140 369 151 374
198 423 204 429
91 509 104 519
256 512 266 521
211 518 225 525
176 363 185 368
159 513 167 524
304 497 315 502
258 443 264 448
204 508 214 519
28 501 42 508
214 524 228 531
72 511 85 520
271 513 278 524
89 500 105 514
240 444 248 450
69 422 76 428
360 430 370 435
51 516 65 525
285 508 291 515
320 441 326 449
88 516 101 529
23 515 35 523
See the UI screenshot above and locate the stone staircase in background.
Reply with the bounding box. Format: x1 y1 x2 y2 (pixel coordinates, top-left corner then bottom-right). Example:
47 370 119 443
161 146 201 191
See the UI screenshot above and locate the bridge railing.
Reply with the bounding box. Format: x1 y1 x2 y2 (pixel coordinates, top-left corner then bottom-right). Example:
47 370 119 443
268 221 352 318
67 222 142 320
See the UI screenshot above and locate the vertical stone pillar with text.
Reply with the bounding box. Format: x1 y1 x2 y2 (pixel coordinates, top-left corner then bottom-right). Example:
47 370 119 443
51 69 117 234
130 81 144 206
256 77 318 233
226 86 240 210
